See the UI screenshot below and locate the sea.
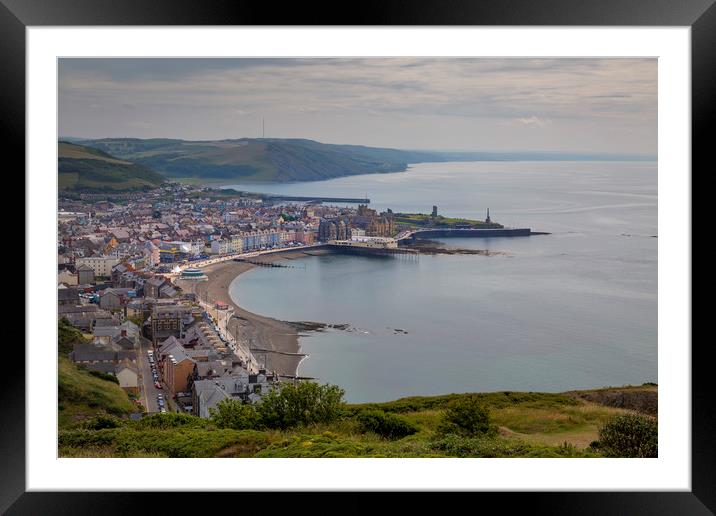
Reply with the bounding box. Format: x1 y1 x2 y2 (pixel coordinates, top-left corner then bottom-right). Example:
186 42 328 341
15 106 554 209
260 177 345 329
225 161 657 403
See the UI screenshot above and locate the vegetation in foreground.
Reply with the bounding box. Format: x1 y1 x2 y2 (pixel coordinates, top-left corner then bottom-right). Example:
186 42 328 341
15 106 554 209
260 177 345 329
58 358 658 458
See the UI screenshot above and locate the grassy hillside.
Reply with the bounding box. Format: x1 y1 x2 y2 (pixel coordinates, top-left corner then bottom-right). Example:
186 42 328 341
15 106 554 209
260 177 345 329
58 141 165 191
73 137 654 185
58 356 139 428
58 386 656 458
80 138 445 183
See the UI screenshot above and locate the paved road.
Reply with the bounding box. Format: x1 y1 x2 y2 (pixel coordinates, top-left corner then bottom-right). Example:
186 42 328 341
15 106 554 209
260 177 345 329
137 338 165 414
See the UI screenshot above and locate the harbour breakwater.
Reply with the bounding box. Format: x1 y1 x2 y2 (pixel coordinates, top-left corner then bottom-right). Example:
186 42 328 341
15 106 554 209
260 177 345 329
402 227 536 241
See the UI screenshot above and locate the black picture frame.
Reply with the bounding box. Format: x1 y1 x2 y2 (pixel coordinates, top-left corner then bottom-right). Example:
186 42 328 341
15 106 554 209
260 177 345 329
3 0 709 513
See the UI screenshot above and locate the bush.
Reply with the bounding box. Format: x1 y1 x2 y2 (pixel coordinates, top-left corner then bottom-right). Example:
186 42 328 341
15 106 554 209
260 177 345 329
356 410 419 440
135 412 207 430
437 395 496 437
58 317 89 355
430 434 525 457
80 415 124 430
210 399 261 430
89 370 120 384
257 382 345 430
596 413 657 457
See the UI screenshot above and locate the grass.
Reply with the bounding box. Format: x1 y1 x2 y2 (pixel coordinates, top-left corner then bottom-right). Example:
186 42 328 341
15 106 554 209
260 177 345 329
78 138 418 183
58 356 139 428
58 141 164 192
393 213 502 229
57 387 655 458
59 142 131 164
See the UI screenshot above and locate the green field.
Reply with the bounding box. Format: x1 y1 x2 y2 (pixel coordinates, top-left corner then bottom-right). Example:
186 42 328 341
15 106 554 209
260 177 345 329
58 380 655 458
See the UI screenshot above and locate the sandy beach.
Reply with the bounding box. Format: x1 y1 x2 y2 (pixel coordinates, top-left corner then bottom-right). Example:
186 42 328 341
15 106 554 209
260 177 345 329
181 249 331 378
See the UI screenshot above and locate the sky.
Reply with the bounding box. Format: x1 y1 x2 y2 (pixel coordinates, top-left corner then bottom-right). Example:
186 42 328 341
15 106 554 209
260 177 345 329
58 58 657 155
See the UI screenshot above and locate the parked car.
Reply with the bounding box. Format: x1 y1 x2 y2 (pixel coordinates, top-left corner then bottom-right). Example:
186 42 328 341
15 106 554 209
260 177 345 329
155 382 162 389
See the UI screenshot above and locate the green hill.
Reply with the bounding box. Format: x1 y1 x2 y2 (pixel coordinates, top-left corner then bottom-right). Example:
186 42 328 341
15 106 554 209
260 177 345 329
58 141 165 191
58 356 139 428
73 137 654 185
79 138 446 183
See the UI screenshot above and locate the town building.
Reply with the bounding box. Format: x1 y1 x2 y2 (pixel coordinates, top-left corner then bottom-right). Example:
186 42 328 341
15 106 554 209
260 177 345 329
58 286 79 306
149 304 194 344
76 263 96 284
76 256 120 277
191 369 278 418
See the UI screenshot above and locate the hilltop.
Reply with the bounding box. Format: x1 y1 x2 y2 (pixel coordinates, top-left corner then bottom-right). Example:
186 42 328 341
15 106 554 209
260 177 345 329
58 141 165 192
75 137 445 183
68 137 654 185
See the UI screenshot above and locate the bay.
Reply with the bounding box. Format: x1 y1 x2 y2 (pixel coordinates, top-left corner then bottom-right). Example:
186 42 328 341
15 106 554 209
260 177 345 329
227 161 657 403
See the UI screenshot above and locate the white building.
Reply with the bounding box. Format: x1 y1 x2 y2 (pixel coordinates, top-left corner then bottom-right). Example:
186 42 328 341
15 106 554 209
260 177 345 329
76 256 120 277
191 241 205 257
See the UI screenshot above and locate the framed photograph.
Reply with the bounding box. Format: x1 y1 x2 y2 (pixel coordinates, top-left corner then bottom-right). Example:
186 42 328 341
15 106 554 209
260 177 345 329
6 0 709 512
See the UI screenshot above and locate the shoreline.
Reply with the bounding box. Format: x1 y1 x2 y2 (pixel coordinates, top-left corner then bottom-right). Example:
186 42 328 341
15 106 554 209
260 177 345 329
180 241 512 377
181 248 333 378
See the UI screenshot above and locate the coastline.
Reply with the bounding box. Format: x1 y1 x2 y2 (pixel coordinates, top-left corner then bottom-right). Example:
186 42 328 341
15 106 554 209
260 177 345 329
182 249 332 378
180 239 515 378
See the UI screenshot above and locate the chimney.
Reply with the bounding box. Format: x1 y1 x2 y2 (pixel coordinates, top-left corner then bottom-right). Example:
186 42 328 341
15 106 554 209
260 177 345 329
121 329 127 337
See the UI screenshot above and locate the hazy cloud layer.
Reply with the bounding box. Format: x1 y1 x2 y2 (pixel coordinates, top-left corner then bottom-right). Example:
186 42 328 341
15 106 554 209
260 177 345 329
59 58 656 155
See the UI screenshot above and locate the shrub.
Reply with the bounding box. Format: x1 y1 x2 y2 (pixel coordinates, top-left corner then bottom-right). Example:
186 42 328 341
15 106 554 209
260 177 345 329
437 395 496 437
58 317 89 355
80 414 124 430
257 382 346 430
430 434 525 457
135 412 207 430
596 413 657 457
356 410 419 440
210 399 261 430
89 370 120 384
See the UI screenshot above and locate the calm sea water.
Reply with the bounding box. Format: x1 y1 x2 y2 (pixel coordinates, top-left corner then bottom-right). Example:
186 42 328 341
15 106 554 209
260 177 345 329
227 161 657 403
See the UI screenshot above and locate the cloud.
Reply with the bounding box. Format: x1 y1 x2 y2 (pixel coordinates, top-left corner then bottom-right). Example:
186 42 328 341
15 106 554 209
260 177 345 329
58 57 657 153
518 116 548 127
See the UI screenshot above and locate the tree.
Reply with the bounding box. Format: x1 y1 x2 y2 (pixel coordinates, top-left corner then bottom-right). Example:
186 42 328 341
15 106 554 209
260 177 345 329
357 410 419 440
437 395 495 437
126 314 146 328
209 399 261 430
257 381 345 430
596 413 657 458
